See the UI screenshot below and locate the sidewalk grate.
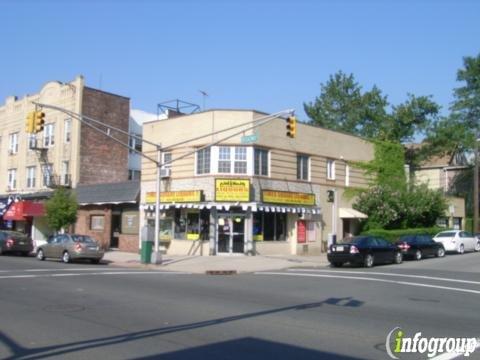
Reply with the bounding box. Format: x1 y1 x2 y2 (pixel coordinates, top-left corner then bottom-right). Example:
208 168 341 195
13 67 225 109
205 270 237 275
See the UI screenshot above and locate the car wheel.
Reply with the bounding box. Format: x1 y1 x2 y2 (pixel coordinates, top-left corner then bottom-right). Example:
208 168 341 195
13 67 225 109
475 242 480 252
414 249 422 261
62 251 71 263
364 254 374 268
436 247 445 257
458 244 465 255
37 249 45 261
394 252 403 264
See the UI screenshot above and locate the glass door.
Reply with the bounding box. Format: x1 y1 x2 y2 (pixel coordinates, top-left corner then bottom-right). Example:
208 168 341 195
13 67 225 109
216 214 245 254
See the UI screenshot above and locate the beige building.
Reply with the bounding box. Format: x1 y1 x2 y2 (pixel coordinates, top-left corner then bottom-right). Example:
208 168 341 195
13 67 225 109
412 152 468 229
140 110 374 256
0 76 134 249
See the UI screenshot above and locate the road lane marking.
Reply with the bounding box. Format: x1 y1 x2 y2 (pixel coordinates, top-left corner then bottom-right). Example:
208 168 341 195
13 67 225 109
0 271 189 279
256 272 480 295
288 269 480 286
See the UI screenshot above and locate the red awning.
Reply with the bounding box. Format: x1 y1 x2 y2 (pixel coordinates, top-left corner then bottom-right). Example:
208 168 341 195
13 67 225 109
3 201 45 221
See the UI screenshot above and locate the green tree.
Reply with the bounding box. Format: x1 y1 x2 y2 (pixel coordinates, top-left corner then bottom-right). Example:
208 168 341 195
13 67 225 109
45 188 78 232
304 71 439 143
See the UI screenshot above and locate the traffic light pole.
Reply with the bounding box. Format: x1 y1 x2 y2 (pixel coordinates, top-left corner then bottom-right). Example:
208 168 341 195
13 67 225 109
151 147 162 264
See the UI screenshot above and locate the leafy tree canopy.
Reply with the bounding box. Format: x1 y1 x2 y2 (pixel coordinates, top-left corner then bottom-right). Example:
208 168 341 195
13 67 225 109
45 188 78 232
303 71 439 143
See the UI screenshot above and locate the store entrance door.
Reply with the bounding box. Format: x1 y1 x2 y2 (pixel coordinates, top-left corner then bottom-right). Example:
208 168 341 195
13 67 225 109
217 213 245 254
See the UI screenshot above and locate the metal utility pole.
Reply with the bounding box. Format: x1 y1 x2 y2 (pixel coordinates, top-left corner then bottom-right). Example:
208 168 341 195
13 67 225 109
151 147 162 264
474 138 479 233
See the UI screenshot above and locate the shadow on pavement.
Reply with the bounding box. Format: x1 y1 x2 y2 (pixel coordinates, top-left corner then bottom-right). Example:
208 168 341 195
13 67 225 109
0 298 364 359
136 337 364 360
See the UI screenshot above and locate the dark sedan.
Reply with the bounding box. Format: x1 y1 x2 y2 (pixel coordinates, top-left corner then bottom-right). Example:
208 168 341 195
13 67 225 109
0 230 33 256
395 234 445 260
327 235 403 268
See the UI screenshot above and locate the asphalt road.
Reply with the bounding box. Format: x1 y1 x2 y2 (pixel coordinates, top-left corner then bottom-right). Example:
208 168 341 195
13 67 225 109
0 252 479 360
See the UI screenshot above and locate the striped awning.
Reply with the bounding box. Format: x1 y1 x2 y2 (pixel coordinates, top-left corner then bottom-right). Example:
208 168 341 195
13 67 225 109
141 202 321 214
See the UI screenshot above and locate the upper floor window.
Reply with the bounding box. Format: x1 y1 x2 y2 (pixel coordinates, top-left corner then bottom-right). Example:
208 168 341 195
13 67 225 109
129 133 142 153
218 146 231 173
8 169 16 190
234 147 247 174
44 124 55 147
26 166 36 188
42 164 53 187
196 147 211 175
9 133 18 154
345 164 350 186
64 118 72 143
297 155 309 181
61 161 70 186
254 148 269 176
327 159 336 180
128 169 141 181
162 152 172 169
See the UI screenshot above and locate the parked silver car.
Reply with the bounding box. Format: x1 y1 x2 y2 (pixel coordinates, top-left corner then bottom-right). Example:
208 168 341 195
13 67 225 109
37 234 104 264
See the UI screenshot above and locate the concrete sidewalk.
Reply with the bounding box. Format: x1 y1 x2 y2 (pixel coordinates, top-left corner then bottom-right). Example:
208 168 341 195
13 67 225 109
102 250 330 274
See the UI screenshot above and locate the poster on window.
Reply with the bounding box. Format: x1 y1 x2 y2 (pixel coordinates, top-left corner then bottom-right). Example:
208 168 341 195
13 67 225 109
297 220 306 244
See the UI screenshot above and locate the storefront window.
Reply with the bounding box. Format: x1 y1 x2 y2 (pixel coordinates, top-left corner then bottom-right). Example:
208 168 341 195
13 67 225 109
174 209 187 239
159 218 173 241
253 212 286 241
187 212 200 240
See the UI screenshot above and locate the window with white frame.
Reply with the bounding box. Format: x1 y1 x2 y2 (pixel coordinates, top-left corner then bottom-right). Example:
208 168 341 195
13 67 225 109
218 146 231 173
61 161 69 185
9 133 18 154
162 152 172 169
90 215 105 230
26 166 36 188
196 148 211 175
345 164 350 186
43 124 55 147
42 164 53 187
254 148 269 176
8 169 16 190
234 147 247 174
64 118 72 143
297 154 309 181
327 159 336 180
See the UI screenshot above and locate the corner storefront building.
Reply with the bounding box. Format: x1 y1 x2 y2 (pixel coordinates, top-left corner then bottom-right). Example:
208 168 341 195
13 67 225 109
140 110 373 256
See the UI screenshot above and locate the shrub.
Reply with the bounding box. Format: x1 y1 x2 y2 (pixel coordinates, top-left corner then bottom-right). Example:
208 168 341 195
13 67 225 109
361 227 447 243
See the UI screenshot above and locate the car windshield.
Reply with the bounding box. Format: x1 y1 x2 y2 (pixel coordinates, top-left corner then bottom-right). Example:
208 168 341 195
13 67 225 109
71 235 95 244
436 232 456 238
339 236 369 245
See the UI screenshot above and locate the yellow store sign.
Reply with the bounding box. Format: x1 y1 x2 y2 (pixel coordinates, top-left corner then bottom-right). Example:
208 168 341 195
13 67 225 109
262 190 315 206
146 190 202 204
215 179 250 202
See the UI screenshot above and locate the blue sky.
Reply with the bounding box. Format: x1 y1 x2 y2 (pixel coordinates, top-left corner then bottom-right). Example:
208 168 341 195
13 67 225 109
1 0 479 121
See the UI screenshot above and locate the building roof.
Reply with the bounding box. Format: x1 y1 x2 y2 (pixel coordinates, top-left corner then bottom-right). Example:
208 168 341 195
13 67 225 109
75 181 140 205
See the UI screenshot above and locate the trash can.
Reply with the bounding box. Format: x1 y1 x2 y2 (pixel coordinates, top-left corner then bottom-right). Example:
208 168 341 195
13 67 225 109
141 241 153 264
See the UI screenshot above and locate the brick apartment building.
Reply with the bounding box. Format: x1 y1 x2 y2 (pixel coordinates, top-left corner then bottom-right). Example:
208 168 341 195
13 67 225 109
0 76 139 251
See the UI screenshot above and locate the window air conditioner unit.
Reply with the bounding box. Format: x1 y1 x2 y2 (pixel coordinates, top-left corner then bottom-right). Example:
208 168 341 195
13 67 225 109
160 168 171 178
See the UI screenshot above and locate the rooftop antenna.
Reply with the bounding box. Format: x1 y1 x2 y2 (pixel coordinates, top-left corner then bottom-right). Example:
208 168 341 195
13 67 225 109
199 90 209 111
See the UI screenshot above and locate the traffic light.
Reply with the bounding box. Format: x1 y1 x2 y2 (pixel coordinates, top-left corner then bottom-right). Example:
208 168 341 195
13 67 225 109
286 115 296 138
327 190 335 202
25 112 35 134
34 111 45 133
